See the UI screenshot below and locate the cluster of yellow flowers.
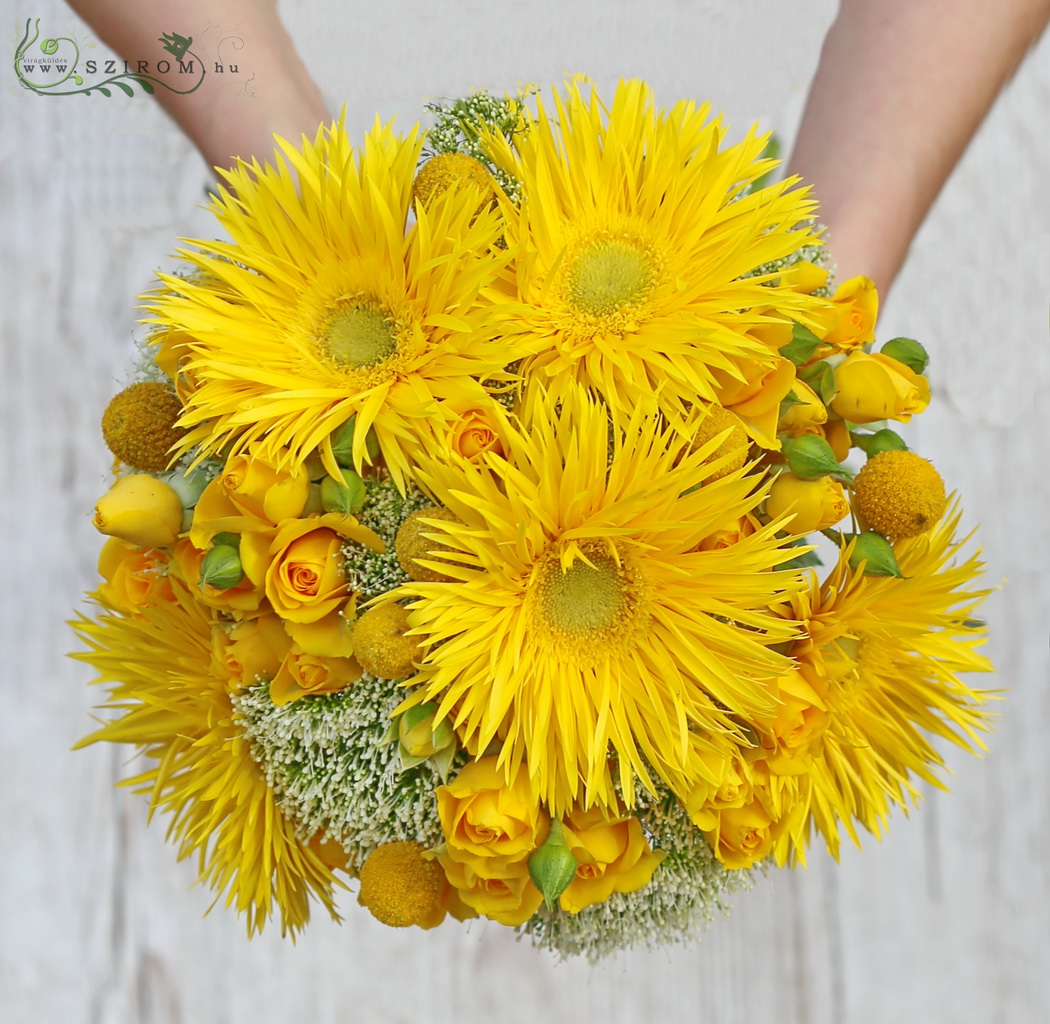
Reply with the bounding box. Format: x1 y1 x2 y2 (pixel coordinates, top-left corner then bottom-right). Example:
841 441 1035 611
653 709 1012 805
74 79 991 952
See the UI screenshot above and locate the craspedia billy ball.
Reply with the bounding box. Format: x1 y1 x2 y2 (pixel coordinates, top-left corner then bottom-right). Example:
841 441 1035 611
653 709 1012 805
351 604 422 679
357 841 446 928
101 382 185 472
852 449 947 539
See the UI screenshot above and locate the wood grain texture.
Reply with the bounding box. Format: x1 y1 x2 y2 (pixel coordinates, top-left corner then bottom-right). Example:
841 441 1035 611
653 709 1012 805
2 2 1047 1021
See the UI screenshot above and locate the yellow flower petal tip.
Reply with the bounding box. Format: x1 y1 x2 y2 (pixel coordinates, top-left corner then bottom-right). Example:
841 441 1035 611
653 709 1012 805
853 450 947 539
395 506 460 582
357 841 447 928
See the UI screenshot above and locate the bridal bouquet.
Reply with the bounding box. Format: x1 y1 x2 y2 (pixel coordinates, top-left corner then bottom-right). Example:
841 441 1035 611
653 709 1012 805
73 78 992 959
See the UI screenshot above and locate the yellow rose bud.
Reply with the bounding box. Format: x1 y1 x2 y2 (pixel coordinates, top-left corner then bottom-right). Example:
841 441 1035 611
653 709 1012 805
830 351 931 424
450 405 506 461
821 275 878 351
213 612 291 692
93 474 183 549
398 702 455 760
438 854 543 927
765 473 849 534
704 801 776 870
269 645 361 706
713 355 797 448
779 260 829 295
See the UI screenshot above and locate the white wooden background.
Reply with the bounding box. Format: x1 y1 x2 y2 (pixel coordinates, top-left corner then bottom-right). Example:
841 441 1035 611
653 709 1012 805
2 2 1048 1022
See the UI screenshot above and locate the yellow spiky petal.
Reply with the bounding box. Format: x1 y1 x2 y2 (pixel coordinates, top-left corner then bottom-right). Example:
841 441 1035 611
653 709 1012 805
71 581 341 936
774 501 993 863
389 383 807 814
147 116 526 489
481 78 830 420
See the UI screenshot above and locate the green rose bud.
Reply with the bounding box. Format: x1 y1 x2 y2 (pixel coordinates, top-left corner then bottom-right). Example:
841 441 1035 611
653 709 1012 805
330 416 381 468
199 543 244 590
782 434 842 480
880 337 929 374
160 468 210 509
321 469 367 516
847 531 903 578
851 428 908 457
528 820 578 912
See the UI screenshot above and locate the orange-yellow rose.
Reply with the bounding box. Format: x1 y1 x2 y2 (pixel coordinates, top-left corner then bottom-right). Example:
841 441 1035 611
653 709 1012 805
171 538 264 614
190 450 310 548
704 801 776 869
830 351 930 424
269 645 361 705
212 612 291 691
758 669 828 776
93 474 183 549
436 757 549 875
819 275 878 351
558 806 665 914
449 405 505 461
777 379 828 437
765 473 849 534
97 538 174 615
697 513 758 553
712 355 797 448
239 513 383 624
438 855 543 926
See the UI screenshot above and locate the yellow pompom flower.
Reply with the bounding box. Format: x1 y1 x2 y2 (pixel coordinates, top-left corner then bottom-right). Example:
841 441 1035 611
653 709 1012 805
351 603 421 679
102 382 185 471
412 153 496 212
148 118 524 488
357 841 447 928
395 506 461 582
852 450 947 539
481 78 829 423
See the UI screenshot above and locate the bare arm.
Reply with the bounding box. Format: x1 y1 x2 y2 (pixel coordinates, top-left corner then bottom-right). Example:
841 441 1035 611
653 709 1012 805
65 0 327 170
788 0 1050 295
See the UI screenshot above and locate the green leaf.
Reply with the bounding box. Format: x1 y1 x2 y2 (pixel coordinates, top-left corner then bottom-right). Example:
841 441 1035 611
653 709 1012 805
136 77 155 94
779 322 823 365
114 80 134 97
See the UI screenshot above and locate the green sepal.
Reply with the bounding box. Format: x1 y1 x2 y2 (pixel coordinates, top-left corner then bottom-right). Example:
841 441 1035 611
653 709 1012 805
880 337 929 374
199 543 243 590
330 416 381 468
781 435 841 480
527 820 578 912
779 321 823 365
431 743 457 783
851 428 909 457
800 359 837 404
847 531 904 578
212 532 240 550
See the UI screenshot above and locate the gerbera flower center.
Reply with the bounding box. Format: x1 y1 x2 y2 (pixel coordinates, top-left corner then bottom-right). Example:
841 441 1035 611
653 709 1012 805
539 551 627 635
321 302 398 369
564 239 654 317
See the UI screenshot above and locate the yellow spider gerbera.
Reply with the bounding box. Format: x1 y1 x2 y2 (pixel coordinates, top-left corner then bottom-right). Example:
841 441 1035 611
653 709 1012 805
481 78 827 419
391 384 806 813
775 503 993 861
148 118 521 487
72 580 341 936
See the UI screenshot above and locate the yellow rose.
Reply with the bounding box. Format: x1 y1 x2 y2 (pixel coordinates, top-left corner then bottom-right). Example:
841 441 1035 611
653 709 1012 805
268 645 361 706
777 379 828 437
820 275 878 352
758 669 828 776
558 806 665 914
765 473 849 534
190 449 310 548
171 538 264 613
697 513 757 553
93 474 183 549
284 599 356 658
704 801 776 870
824 418 852 462
212 612 291 692
436 757 549 875
449 406 505 461
712 355 797 448
240 513 383 624
830 351 931 424
97 538 174 615
438 855 543 926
